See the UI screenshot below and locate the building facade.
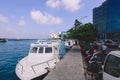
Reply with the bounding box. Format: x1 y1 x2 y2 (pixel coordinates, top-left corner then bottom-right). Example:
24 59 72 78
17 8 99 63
93 0 120 39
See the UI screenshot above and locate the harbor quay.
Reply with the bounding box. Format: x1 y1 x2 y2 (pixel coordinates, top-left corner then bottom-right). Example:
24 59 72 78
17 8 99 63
44 45 85 80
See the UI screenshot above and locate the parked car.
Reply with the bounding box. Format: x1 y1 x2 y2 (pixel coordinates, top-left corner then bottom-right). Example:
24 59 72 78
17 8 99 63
112 39 120 43
104 39 119 48
103 51 120 80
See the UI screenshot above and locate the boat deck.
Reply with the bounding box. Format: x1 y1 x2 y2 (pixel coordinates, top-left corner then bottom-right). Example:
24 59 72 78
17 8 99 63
43 45 85 80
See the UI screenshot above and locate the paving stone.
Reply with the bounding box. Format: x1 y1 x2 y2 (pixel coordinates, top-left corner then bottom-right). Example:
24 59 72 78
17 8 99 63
44 45 85 80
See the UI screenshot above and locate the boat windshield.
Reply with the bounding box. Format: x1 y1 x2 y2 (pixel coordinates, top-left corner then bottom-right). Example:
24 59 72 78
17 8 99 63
30 47 38 53
45 47 52 53
38 47 43 53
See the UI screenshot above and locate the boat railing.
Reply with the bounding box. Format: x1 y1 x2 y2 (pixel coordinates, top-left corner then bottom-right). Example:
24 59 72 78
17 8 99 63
18 62 24 74
31 58 57 74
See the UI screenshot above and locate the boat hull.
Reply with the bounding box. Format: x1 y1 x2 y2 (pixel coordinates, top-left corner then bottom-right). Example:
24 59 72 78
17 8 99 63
15 56 59 80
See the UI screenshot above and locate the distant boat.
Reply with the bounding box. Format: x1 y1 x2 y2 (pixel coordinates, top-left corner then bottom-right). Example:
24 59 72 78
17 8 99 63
15 39 60 80
0 38 7 42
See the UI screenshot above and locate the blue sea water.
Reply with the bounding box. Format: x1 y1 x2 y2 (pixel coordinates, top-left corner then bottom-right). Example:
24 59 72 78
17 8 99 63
0 39 37 80
0 39 66 80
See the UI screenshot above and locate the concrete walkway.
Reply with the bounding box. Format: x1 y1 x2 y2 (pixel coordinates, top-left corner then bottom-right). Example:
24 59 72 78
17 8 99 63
44 45 85 80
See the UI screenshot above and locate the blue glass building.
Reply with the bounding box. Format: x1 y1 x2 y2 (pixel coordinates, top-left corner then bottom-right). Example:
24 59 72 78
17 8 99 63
93 0 120 39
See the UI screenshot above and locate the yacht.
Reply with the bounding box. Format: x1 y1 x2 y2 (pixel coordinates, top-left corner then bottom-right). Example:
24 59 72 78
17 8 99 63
0 38 7 42
15 40 60 80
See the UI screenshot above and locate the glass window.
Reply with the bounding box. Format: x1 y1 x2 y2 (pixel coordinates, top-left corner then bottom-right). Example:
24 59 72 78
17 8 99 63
38 47 43 53
45 47 52 53
30 47 38 53
104 54 120 78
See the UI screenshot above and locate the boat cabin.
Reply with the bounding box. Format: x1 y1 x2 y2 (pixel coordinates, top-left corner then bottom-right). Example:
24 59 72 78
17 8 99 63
28 41 59 63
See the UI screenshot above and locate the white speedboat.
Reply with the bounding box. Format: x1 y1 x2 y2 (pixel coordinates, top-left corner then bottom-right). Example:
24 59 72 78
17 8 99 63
15 40 60 80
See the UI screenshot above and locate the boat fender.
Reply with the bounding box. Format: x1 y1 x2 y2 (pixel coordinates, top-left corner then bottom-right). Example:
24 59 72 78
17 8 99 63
54 62 57 64
45 67 53 72
45 67 49 70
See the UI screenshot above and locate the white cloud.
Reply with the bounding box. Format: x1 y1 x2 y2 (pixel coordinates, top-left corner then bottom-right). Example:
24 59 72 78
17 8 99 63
61 0 82 11
45 0 83 12
30 9 62 25
46 0 61 8
0 26 19 38
0 14 8 23
18 16 26 26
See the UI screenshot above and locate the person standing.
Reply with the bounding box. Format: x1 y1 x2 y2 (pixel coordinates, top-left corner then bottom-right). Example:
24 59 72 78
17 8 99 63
101 43 107 54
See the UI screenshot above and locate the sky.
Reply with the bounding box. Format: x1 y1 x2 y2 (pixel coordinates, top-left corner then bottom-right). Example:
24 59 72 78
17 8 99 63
0 0 105 39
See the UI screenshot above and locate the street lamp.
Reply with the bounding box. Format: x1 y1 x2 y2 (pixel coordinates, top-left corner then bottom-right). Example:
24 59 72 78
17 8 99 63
79 16 88 22
75 16 88 30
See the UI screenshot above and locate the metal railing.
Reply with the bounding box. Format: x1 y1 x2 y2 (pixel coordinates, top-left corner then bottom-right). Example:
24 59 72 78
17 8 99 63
18 62 24 74
31 58 57 74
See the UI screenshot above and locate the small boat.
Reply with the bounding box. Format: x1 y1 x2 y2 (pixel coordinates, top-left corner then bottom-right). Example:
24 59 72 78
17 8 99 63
15 40 60 80
0 38 7 42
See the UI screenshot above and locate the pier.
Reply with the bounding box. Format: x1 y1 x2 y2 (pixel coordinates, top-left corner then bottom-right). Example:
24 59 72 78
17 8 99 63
44 45 85 80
